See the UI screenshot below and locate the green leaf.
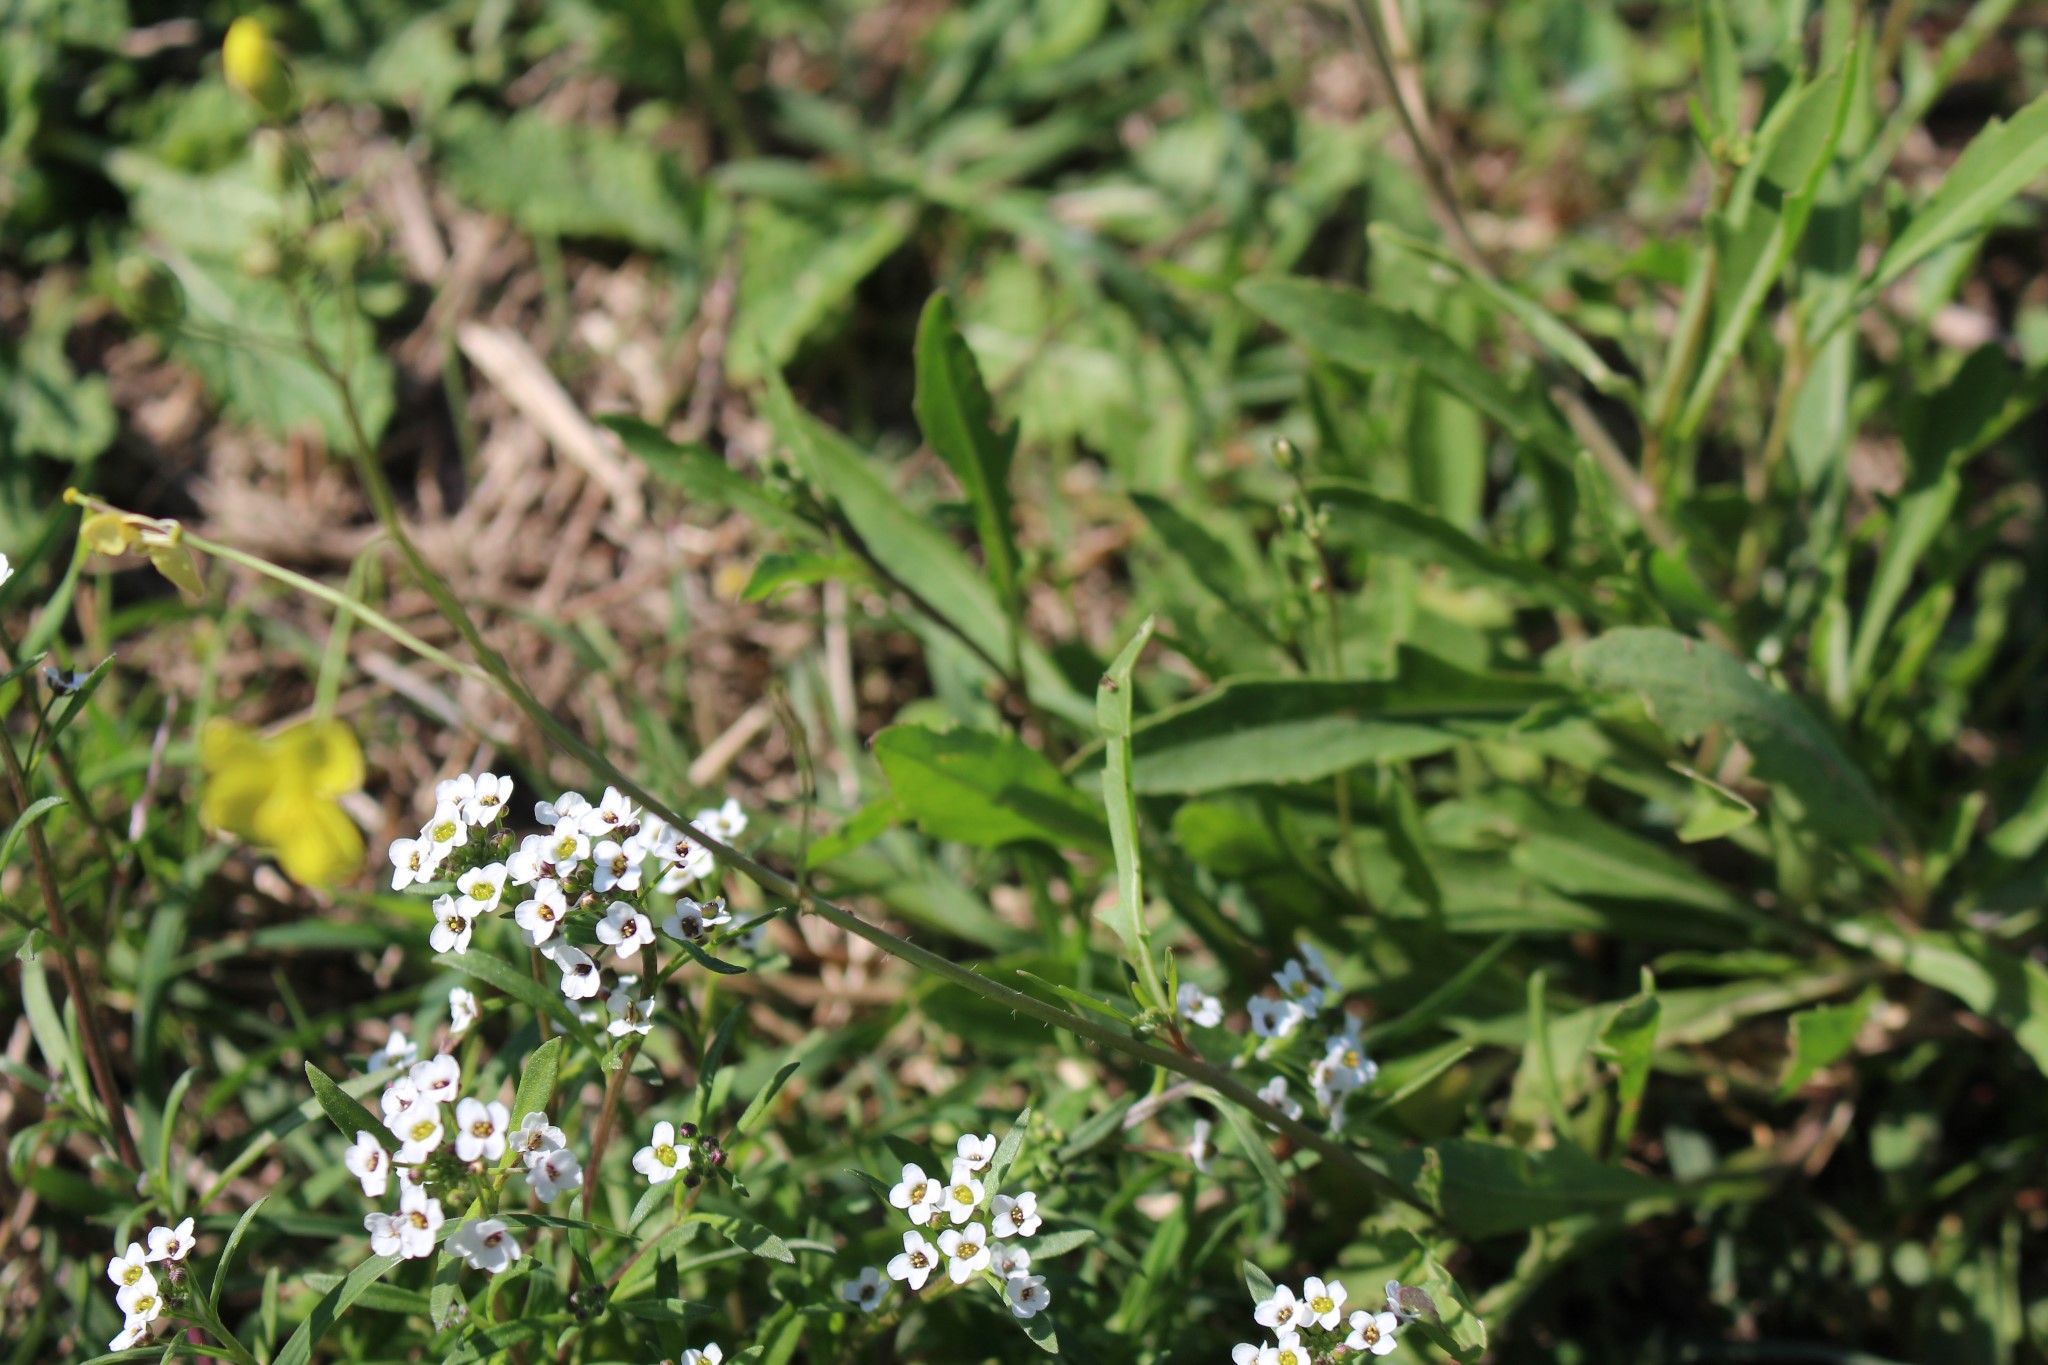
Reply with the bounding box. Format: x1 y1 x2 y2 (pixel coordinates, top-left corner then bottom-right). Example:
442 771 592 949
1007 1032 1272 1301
873 724 1107 851
1696 0 1742 143
729 198 919 381
1673 764 1760 843
1778 991 1872 1097
1576 628 1884 843
1390 1139 1671 1238
271 1254 402 1365
736 1061 801 1137
915 293 1020 610
434 951 601 1045
604 417 814 538
0 796 65 877
1096 616 1165 1009
1244 1259 1278 1305
1237 275 1572 460
303 1062 390 1150
693 1212 795 1263
1869 90 2048 303
1594 972 1660 1149
742 551 867 601
209 1195 268 1312
1129 492 1282 644
1835 922 2048 1076
1098 648 1559 795
986 1105 1033 1196
510 1036 566 1125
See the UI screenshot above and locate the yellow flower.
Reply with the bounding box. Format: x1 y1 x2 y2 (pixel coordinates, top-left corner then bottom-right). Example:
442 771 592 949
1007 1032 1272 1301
200 718 365 886
222 17 294 121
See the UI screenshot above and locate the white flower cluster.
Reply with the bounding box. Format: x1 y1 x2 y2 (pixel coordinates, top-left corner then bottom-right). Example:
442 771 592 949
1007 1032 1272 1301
1235 1276 1405 1363
1176 941 1380 1133
102 1218 194 1350
844 1132 1051 1320
388 774 756 1042
351 1048 584 1274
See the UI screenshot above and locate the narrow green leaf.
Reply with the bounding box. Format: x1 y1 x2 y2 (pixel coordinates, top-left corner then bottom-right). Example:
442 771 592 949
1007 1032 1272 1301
1594 972 1661 1149
736 1061 801 1137
1835 922 2048 1076
914 292 1019 607
510 1036 566 1125
1696 0 1742 142
1388 1139 1670 1238
1016 971 1137 1024
694 1212 795 1263
304 1062 390 1150
435 951 600 1044
604 417 813 538
271 1254 403 1365
0 795 65 877
209 1196 269 1312
1869 90 2048 300
1244 1260 1278 1305
742 551 867 601
986 1105 1033 1196
1096 616 1164 1010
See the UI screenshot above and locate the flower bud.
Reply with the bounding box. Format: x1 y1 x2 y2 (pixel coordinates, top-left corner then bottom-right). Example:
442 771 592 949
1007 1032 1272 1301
308 220 372 273
1272 436 1301 473
676 1122 699 1139
223 18 295 122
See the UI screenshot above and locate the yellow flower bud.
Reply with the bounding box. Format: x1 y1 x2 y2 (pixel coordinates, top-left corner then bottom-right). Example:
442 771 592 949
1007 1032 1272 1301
222 18 295 121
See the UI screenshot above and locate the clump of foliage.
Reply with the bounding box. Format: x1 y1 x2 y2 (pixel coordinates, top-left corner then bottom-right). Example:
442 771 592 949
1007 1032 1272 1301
6 2 2048 1363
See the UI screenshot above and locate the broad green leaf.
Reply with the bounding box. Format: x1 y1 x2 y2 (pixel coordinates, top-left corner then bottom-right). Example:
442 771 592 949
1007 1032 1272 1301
1576 628 1884 843
1392 1139 1671 1238
915 293 1020 610
742 551 868 601
1130 492 1281 645
1595 972 1660 1149
872 724 1107 851
510 1036 566 1126
1868 89 2048 303
1243 1259 1278 1306
693 1212 795 1263
1673 765 1760 843
1835 921 2048 1076
1096 616 1164 1008
1238 275 1572 460
304 1062 390 1150
436 103 696 251
1310 478 1604 615
1098 648 1559 795
1778 990 1872 1097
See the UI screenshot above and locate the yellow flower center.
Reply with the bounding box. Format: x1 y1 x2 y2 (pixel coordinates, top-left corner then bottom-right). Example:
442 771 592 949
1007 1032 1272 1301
409 1120 436 1142
952 1185 973 1204
467 883 491 902
553 835 578 858
408 1210 429 1229
131 1294 156 1314
1360 1324 1380 1345
1312 1295 1334 1315
910 1181 928 1202
1343 1049 1361 1068
444 913 468 934
120 1264 141 1284
910 1250 929 1268
431 820 458 843
470 1119 492 1137
655 1144 676 1166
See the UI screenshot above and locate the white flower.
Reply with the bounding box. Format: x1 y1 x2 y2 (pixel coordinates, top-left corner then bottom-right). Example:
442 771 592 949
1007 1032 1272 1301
462 773 513 826
1176 982 1223 1028
422 802 468 856
388 836 441 891
514 880 569 946
1254 1284 1307 1333
588 840 640 895
511 1111 565 1161
1232 1345 1262 1365
397 1186 444 1258
454 1098 509 1162
110 1320 152 1351
938 1221 991 1283
1346 1309 1400 1356
1005 1273 1051 1318
1272 959 1325 1014
106 1242 152 1291
1301 1276 1348 1330
1248 996 1306 1040
655 843 718 892
144 1217 194 1263
596 901 656 958
367 1027 419 1073
545 941 604 999
992 1243 1032 1278
448 1217 523 1274
448 987 480 1036
888 1162 942 1226
535 790 589 830
661 896 731 942
1186 1117 1214 1174
1262 1330 1311 1365
991 1191 1040 1238
528 1147 583 1201
941 1170 984 1224
391 1101 445 1163
606 989 656 1038
1257 1075 1302 1122
365 1210 403 1257
886 1229 940 1291
0 554 10 588
1319 1028 1380 1093
681 1346 723 1365
379 1074 420 1119
117 1277 165 1329
435 773 475 811
411 1053 462 1106
840 1265 887 1312
954 1132 997 1171
456 863 509 916
633 1121 690 1184
1296 941 1337 992
577 785 639 840
429 896 474 955
506 834 551 886
543 824 591 873
695 798 747 843
344 1131 391 1197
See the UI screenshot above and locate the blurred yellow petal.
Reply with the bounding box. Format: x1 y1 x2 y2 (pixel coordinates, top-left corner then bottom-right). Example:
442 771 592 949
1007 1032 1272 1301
146 542 208 603
200 716 365 886
272 718 365 796
264 799 364 888
80 512 138 557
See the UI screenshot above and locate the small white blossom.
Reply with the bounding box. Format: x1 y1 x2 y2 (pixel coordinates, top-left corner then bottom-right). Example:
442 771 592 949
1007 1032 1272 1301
590 839 642 895
116 1278 165 1340
367 1028 418 1073
695 798 747 843
462 773 513 826
941 1170 984 1224
454 1098 509 1162
535 790 589 830
344 1131 391 1197
1346 1309 1400 1356
596 901 656 958
1262 1330 1311 1365
429 896 474 955
661 896 731 942
681 1346 723 1365
396 1186 444 1258
543 824 591 873
1319 1028 1380 1093
606 989 656 1038
993 1243 1032 1278
991 1191 1040 1238
528 1147 582 1201
448 986 481 1036
544 941 604 1000
411 1054 462 1106
448 1217 523 1274
938 1221 992 1283
1272 959 1325 1014
1301 1276 1348 1330
107 1242 152 1291
1005 1273 1051 1318
144 1217 194 1263
1296 941 1337 993
506 834 552 886
886 1229 940 1291
456 863 509 916
422 802 468 856
954 1132 997 1171
1186 1117 1215 1174
1177 982 1223 1028
511 1111 566 1161
391 1101 445 1164
379 1074 420 1119
110 1320 153 1352
364 1210 403 1257
840 1265 887 1312
1254 1284 1308 1333
1232 1346 1261 1365
388 836 440 891
1248 996 1306 1040
633 1121 689 1184
514 880 569 946
1257 1075 1302 1122
435 773 476 812
577 786 639 840
889 1162 942 1226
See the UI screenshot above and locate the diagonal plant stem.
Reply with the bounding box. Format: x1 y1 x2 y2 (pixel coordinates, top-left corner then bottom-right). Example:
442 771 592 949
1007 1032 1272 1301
296 301 1431 1217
